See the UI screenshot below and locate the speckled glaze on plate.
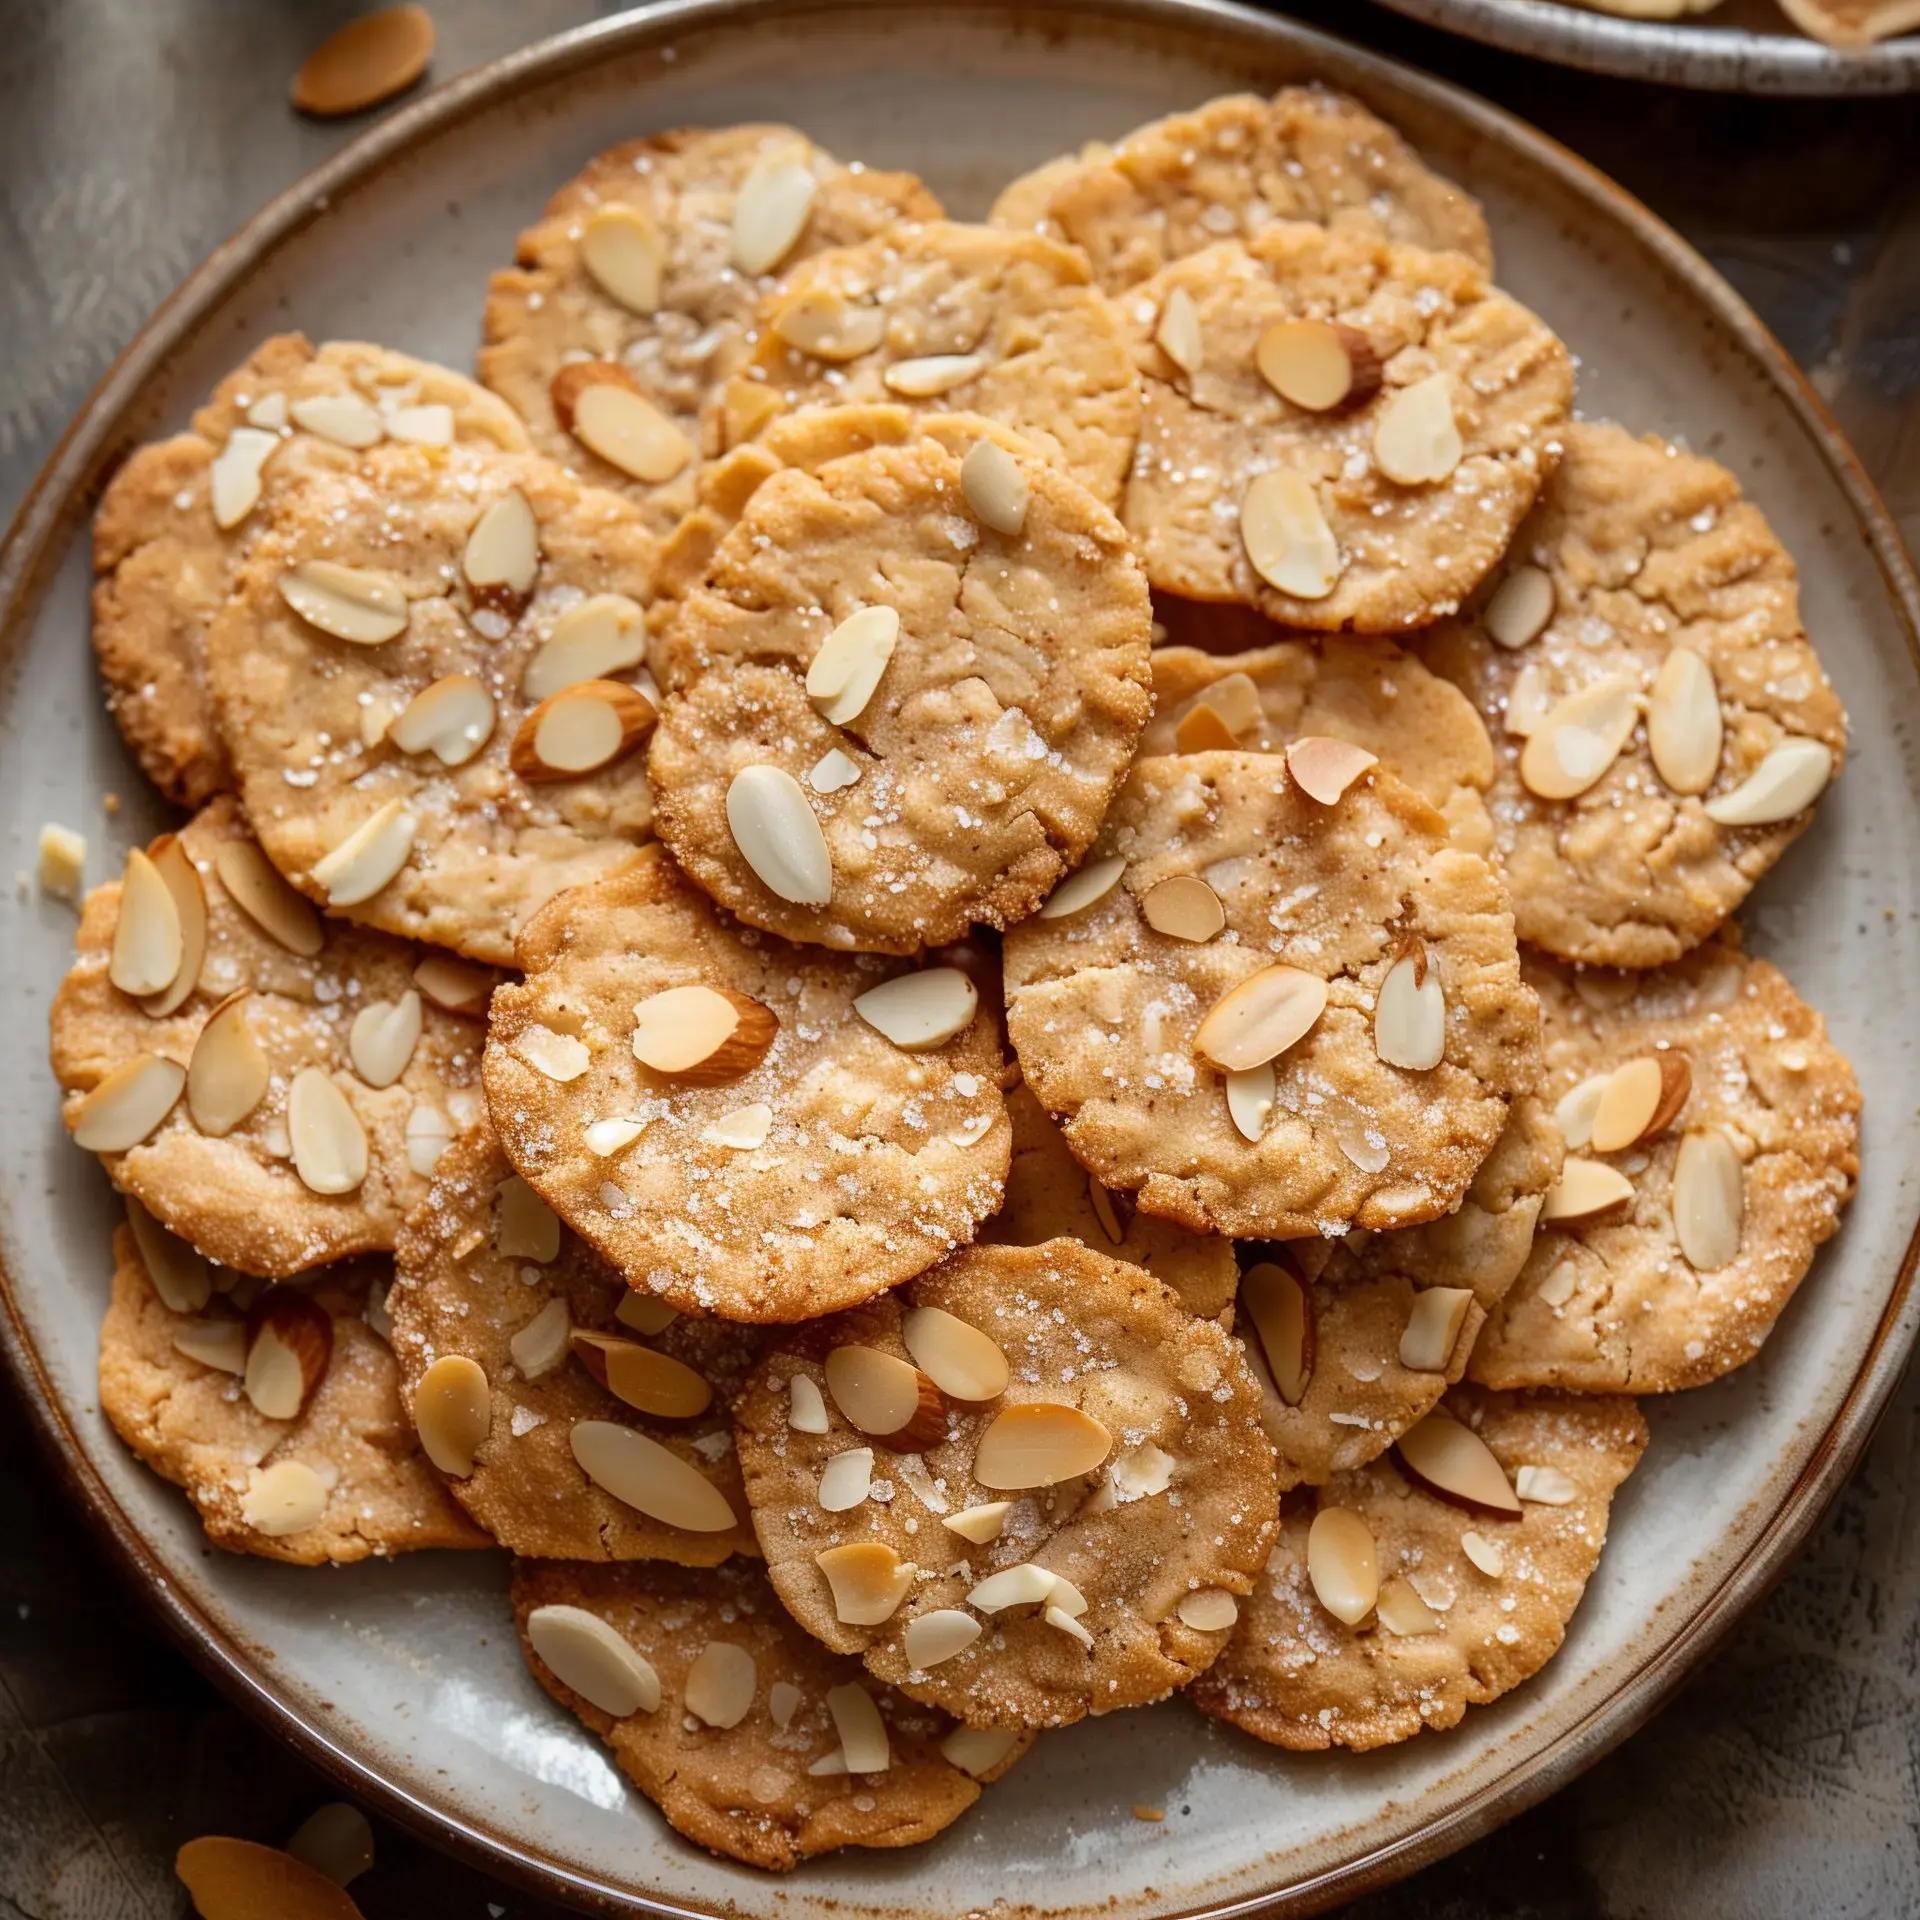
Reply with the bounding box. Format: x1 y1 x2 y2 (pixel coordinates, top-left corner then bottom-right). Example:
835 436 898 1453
1 3 1916 1915
1373 0 1920 96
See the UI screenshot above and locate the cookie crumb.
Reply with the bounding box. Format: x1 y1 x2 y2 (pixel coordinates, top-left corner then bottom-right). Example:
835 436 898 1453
37 823 86 902
1132 1804 1166 1822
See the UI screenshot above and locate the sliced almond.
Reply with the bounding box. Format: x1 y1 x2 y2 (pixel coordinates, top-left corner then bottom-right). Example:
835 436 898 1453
187 991 270 1136
961 438 1028 535
1142 874 1224 943
818 1446 875 1512
967 1562 1060 1611
884 352 988 398
406 1105 452 1176
581 205 665 314
389 674 496 767
1394 1408 1522 1517
1242 1260 1313 1406
71 1054 185 1153
1045 1603 1094 1647
244 1291 333 1421
459 487 541 611
726 764 832 906
1225 1063 1276 1143
413 1354 490 1476
616 1294 681 1338
788 1373 831 1434
247 392 289 431
1194 963 1328 1072
1514 1464 1580 1506
1374 943 1446 1072
942 1501 1011 1544
973 1402 1111 1489
823 1345 945 1448
1553 1073 1612 1150
684 1641 758 1728
278 560 408 645
1286 736 1378 806
1086 1173 1132 1243
110 849 184 997
346 993 422 1090
768 1680 803 1730
1505 662 1553 737
1376 1575 1442 1636
1590 1052 1691 1153
1399 1287 1474 1372
631 983 777 1082
286 1069 368 1195
1461 1529 1505 1577
941 1725 1020 1777
572 1421 736 1529
215 839 323 956
1673 1126 1742 1272
770 288 886 361
138 834 210 1018
1256 319 1381 412
825 1682 890 1774
523 593 647 701
1177 1588 1239 1631
310 799 415 906
1241 470 1341 600
412 955 494 1016
238 1460 330 1539
510 679 656 781
1519 677 1641 801
496 1176 562 1261
809 747 861 793
816 1542 916 1626
1647 647 1722 795
1372 374 1462 485
1307 1507 1379 1625
902 1608 981 1669
386 403 452 447
570 1333 712 1419
1703 738 1833 826
1540 1157 1635 1227
805 606 898 727
526 1604 661 1717
1485 563 1554 649
209 426 279 530
508 1296 572 1380
173 1317 247 1373
126 1195 211 1314
1037 855 1125 920
902 1305 1008 1402
571 380 693 484
719 376 787 450
1155 285 1204 376
514 1024 591 1084
732 160 818 275
853 968 978 1050
289 392 384 449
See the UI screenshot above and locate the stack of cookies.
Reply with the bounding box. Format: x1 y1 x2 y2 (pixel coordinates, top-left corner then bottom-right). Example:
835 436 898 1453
56 86 1860 1870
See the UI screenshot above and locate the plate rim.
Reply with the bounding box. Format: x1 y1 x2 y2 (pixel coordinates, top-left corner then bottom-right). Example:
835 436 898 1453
2 1 1918 1914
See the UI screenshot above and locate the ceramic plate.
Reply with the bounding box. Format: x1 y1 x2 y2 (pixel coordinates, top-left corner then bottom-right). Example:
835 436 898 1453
2 3 1916 1915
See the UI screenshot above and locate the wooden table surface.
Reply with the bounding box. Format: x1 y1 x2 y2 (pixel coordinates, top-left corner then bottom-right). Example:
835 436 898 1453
2 4 1916 1915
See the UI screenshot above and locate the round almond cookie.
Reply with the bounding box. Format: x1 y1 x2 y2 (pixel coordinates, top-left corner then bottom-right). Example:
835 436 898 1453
1235 1094 1563 1489
1119 226 1573 633
989 85 1493 290
479 125 943 534
482 849 1010 1323
730 1239 1279 1731
720 220 1141 505
389 1130 760 1562
50 799 487 1279
1191 1385 1647 1750
205 442 659 966
1002 751 1542 1242
92 332 530 807
646 430 1153 953
981 1083 1239 1322
1142 620 1497 856
1470 935 1860 1394
1419 422 1849 969
512 1558 1024 1871
98 1221 487 1566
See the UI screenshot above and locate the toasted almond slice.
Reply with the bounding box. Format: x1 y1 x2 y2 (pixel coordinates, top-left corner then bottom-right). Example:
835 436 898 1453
1225 1063 1276 1144
411 955 493 1016
237 1460 330 1539
1177 1588 1239 1632
973 1402 1111 1489
718 375 785 449
732 160 818 275
1374 944 1446 1071
1394 1408 1521 1517
771 288 885 361
1673 1126 1742 1272
311 799 415 906
570 1333 712 1418
581 204 665 313
1109 1443 1174 1501
1143 874 1224 942
1647 647 1722 795
1037 855 1125 920
1399 1287 1474 1371
1286 736 1378 805
825 1681 890 1773
290 4 433 115
513 1023 590 1084
1256 319 1381 412
942 1501 1011 1544
824 1346 945 1447
684 1641 758 1728
527 1604 661 1716
126 1195 211 1314
570 1421 739 1530
405 1104 452 1175
172 1316 245 1374
806 606 899 726
816 1542 916 1626
1590 1052 1691 1153
71 1054 185 1152
809 746 862 794
902 1305 1008 1402
768 1680 803 1730
703 1101 771 1148
139 834 210 1018
967 1562 1060 1611
1045 1602 1095 1646
1086 1173 1131 1243
1540 1156 1634 1226
1505 662 1553 737
1241 1259 1313 1405
285 1068 368 1195
247 392 289 430
1515 1464 1580 1506
289 392 384 449
413 1354 490 1476
1372 374 1462 485
1485 563 1554 649
726 764 832 906
818 1446 874 1511
1461 1528 1505 1577
187 991 270 1136
209 426 279 530
524 593 647 700
38 822 85 900
508 1296 572 1380
1376 1575 1442 1636
386 403 452 446
387 672 495 768
345 992 420 1091
1155 285 1203 376
511 679 656 781
1553 1072 1612 1150
1519 677 1641 801
1241 470 1341 599
1703 738 1833 826
615 1294 680 1337
884 352 988 398
495 1175 561 1261
215 839 323 956
1194 963 1328 1072
460 487 541 608
941 1725 1020 1777
961 438 1028 534
278 560 408 645
1307 1507 1379 1625
902 1608 981 1669
854 968 978 1050
788 1373 831 1434
1174 700 1239 753
244 1290 333 1420
631 983 777 1082
110 849 184 998
571 381 693 484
